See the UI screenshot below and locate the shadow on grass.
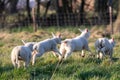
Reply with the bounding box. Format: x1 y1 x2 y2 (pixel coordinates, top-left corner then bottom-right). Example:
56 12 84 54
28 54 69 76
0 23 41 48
0 65 13 75
29 57 82 79
112 57 119 62
29 60 60 80
0 57 119 79
76 69 111 80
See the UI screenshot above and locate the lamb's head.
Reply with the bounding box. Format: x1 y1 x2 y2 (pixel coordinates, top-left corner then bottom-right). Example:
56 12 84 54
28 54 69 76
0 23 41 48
52 32 61 44
109 38 116 48
79 28 90 39
21 40 36 51
25 42 36 51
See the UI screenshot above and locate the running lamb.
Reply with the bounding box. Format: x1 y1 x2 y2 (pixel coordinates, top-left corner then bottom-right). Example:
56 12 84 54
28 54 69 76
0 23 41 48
95 37 116 60
59 28 93 60
32 33 62 65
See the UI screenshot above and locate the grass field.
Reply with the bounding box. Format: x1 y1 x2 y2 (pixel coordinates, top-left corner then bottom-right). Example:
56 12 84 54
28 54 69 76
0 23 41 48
0 26 120 80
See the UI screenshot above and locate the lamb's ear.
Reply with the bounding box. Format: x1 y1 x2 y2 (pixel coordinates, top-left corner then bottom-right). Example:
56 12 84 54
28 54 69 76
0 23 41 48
78 28 83 32
111 37 114 41
85 28 88 32
21 40 26 45
56 32 61 38
51 32 55 37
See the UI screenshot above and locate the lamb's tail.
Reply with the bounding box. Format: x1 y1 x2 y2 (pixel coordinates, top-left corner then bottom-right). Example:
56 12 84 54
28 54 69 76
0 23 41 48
21 40 26 45
99 40 104 49
62 40 69 45
62 40 70 47
62 40 68 44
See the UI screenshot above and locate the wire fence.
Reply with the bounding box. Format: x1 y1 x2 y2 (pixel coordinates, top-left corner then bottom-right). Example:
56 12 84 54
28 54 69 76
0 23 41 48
0 12 118 32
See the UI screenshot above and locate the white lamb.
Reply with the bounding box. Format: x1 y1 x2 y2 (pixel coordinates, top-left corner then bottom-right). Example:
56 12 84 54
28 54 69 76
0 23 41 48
95 37 116 60
32 33 62 65
59 28 92 60
11 43 34 68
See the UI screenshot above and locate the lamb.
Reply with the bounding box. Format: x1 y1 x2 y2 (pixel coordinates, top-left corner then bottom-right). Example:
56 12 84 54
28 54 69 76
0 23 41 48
11 41 34 68
95 37 116 60
32 32 62 65
59 28 92 60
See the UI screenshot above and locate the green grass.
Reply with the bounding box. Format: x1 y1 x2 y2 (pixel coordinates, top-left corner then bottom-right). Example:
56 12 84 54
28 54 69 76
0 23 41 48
0 26 120 80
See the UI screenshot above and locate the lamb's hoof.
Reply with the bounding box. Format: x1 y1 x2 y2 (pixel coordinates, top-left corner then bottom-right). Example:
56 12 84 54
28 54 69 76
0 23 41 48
93 55 95 57
97 57 100 59
81 55 85 57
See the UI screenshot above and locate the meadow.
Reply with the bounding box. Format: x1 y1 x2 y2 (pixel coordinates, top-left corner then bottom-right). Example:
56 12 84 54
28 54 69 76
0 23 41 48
0 26 120 80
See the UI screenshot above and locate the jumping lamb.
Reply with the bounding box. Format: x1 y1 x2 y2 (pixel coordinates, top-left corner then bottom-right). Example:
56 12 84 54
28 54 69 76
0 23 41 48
32 32 62 65
59 28 93 60
95 37 116 60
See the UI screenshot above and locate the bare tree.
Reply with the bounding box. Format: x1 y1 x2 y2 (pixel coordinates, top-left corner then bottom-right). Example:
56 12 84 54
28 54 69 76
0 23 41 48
26 0 32 21
114 0 120 33
0 0 18 13
79 0 85 25
95 0 109 24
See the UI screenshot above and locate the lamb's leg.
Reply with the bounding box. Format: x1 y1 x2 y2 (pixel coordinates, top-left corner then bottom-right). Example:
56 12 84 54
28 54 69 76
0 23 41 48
96 50 101 59
24 57 30 68
101 47 106 58
64 50 72 60
52 51 58 57
96 48 100 59
17 61 20 68
53 48 62 59
32 51 44 65
32 54 36 65
84 44 93 56
59 44 66 56
12 59 17 68
109 50 113 61
99 52 103 59
24 61 29 68
81 50 85 57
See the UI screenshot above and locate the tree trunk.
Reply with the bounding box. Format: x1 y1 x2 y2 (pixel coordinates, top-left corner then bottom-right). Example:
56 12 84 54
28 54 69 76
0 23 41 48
10 0 18 13
79 0 85 25
26 0 32 22
95 0 109 24
31 7 37 32
0 0 5 13
114 0 120 33
44 0 51 17
37 0 40 26
56 0 64 26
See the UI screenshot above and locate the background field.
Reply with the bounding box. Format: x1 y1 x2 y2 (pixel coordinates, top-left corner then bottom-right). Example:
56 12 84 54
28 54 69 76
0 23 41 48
0 26 120 80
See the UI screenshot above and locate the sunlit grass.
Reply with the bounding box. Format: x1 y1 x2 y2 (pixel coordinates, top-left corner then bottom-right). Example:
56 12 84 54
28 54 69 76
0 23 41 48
0 26 120 80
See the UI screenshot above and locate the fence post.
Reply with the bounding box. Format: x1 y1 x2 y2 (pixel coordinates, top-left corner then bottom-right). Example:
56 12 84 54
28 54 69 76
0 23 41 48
32 7 37 32
108 0 113 34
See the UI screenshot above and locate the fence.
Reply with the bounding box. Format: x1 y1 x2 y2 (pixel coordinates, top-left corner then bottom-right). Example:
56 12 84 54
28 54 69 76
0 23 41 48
0 11 118 32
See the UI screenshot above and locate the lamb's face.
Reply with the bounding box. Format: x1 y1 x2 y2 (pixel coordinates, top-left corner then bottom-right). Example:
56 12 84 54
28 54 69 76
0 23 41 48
52 33 61 44
25 42 36 51
85 29 90 39
57 37 61 44
53 36 61 44
81 29 90 39
109 38 116 47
